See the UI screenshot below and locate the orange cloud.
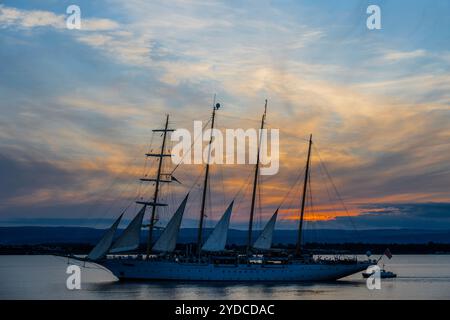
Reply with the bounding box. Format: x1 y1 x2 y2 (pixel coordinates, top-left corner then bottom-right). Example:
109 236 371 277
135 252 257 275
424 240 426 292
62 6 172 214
278 204 360 222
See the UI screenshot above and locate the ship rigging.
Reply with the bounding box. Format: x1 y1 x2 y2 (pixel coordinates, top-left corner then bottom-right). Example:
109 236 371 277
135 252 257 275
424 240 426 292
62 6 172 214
65 98 373 282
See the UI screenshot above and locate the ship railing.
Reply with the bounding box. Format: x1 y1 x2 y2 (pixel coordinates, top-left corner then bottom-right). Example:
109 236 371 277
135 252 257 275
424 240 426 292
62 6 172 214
313 255 360 265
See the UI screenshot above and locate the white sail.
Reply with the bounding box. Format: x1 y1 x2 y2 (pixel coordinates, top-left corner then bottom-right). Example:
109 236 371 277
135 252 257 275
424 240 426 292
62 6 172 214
253 210 278 250
152 193 189 252
87 213 123 261
201 201 234 252
109 205 146 253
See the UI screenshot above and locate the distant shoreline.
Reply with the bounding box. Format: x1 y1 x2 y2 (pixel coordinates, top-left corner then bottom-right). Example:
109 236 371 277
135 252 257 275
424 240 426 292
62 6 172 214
2 226 450 255
2 226 450 244
2 242 450 255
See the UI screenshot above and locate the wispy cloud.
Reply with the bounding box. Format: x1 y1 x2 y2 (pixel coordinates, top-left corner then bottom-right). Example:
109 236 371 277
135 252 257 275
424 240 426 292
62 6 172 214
0 4 119 31
382 49 427 62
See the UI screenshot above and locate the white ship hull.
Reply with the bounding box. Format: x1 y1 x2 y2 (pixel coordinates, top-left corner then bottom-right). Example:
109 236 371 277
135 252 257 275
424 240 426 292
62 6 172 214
100 258 371 282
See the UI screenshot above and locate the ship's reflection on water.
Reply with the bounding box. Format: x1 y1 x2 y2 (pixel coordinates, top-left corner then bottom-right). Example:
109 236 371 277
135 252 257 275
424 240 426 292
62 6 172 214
86 278 369 300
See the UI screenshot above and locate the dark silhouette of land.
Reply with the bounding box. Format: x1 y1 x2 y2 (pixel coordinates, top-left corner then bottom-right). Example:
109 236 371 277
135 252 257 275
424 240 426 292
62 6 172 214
1 226 450 255
1 242 450 255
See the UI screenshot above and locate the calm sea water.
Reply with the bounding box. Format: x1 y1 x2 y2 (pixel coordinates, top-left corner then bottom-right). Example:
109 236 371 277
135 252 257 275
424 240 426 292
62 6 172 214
1 255 449 299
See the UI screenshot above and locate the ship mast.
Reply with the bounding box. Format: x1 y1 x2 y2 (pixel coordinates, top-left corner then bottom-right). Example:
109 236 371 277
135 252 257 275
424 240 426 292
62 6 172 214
296 134 312 256
197 99 220 253
246 99 267 254
136 114 174 258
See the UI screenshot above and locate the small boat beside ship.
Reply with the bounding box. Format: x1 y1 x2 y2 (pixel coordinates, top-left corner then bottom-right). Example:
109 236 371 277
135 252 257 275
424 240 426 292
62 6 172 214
362 249 396 279
65 99 373 281
362 268 397 279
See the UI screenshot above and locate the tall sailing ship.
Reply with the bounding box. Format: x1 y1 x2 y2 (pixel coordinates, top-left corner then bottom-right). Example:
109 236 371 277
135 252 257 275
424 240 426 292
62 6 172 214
68 100 372 281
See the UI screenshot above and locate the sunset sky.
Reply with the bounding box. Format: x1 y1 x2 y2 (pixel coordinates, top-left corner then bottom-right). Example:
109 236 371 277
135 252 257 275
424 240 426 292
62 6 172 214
1 0 449 231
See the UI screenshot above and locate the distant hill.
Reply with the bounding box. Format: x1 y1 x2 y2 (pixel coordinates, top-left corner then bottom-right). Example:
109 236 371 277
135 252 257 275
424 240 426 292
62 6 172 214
1 226 450 245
